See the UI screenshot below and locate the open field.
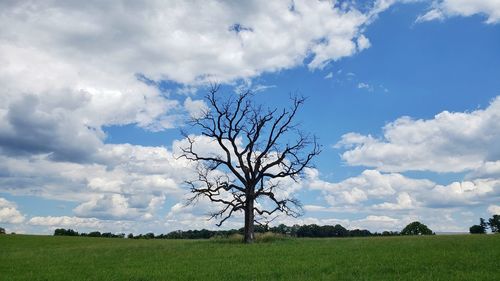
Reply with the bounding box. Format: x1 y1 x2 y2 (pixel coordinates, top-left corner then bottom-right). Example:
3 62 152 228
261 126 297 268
1 234 499 281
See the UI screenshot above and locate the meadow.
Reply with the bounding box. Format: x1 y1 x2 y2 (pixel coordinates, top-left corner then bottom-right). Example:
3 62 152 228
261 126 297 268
1 234 499 281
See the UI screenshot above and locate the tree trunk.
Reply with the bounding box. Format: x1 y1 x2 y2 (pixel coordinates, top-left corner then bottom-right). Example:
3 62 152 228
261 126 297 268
244 196 254 243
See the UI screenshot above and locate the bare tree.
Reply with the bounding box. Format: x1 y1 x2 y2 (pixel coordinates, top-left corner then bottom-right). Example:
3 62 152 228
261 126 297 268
179 85 320 243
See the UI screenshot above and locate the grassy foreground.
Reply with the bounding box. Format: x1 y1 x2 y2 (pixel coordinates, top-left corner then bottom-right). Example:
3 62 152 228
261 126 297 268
1 234 499 281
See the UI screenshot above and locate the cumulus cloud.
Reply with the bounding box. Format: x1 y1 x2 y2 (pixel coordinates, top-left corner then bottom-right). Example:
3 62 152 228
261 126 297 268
0 130 307 229
292 211 472 232
416 0 500 24
165 199 245 231
0 0 394 167
487 205 500 215
28 216 103 229
184 98 208 119
466 161 500 179
307 169 434 206
305 168 500 212
0 66 179 162
0 198 25 224
357 35 371 51
5 0 497 234
0 1 399 232
373 192 415 210
73 193 163 220
301 169 499 232
0 0 388 85
0 143 191 220
1 0 388 211
328 96 500 229
26 215 147 234
337 96 500 173
349 215 402 230
421 178 500 208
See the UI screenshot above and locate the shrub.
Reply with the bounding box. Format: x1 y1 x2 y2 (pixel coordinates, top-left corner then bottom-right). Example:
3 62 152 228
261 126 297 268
54 228 79 236
470 225 486 234
211 233 244 243
255 232 288 243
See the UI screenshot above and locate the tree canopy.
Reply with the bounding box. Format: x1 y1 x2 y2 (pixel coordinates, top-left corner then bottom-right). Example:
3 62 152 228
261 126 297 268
489 214 500 233
401 221 434 235
469 218 487 234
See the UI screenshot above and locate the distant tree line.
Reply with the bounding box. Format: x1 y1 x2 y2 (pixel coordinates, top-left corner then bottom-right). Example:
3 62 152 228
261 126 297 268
49 216 500 238
469 214 500 234
54 228 125 238
144 224 379 239
53 221 436 239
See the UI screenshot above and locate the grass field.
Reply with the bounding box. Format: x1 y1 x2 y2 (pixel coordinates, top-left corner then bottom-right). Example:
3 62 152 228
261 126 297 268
1 234 499 281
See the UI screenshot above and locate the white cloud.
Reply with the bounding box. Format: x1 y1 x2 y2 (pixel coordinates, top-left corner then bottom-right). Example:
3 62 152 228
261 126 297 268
349 215 402 231
293 211 473 233
337 96 500 173
0 197 25 224
0 0 387 86
184 97 208 119
358 82 370 89
357 35 371 51
303 204 332 212
237 163 499 232
4 0 498 235
417 0 500 24
0 143 191 220
28 216 103 229
165 200 244 231
252 84 277 93
373 192 415 210
334 132 376 149
1 131 308 230
466 161 500 179
324 72 334 79
357 82 374 92
487 204 500 215
0 0 395 170
371 0 399 15
26 215 152 234
306 167 500 213
307 169 434 205
328 96 500 228
421 179 500 208
416 8 445 22
73 193 163 220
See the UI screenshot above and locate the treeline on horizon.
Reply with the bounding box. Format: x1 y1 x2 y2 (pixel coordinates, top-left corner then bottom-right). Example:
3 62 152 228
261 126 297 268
53 223 404 239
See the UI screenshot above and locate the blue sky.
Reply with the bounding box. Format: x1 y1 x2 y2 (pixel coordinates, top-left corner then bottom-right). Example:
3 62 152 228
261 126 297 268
1 0 500 234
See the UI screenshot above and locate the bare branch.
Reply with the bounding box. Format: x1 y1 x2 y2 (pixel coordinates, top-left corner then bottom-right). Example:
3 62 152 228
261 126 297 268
179 85 319 240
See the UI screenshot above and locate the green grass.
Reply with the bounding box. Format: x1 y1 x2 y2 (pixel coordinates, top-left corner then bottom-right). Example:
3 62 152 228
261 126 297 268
1 234 499 281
